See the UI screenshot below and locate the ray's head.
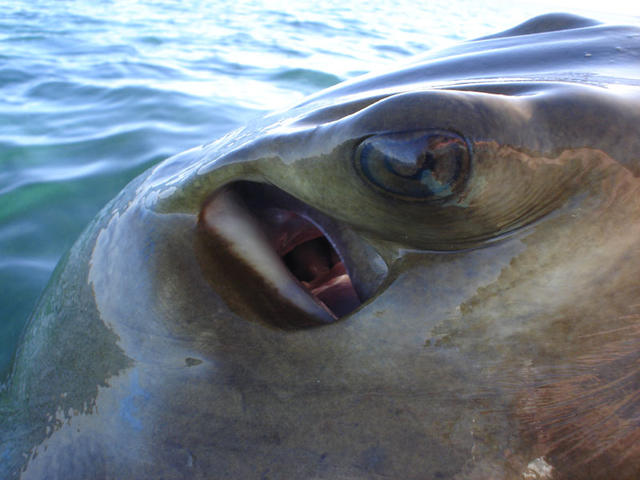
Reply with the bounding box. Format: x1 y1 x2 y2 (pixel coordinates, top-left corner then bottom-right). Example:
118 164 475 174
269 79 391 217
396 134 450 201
143 77 640 332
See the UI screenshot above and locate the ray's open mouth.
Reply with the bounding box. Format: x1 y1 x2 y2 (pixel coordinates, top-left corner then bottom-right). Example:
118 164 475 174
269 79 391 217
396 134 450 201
268 209 360 318
198 181 362 327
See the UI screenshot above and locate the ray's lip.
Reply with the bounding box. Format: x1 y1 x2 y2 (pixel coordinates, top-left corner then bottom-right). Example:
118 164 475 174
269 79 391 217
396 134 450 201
198 181 369 327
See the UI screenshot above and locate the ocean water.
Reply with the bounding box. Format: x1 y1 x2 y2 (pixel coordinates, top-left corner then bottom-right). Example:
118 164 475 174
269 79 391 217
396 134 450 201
0 0 637 380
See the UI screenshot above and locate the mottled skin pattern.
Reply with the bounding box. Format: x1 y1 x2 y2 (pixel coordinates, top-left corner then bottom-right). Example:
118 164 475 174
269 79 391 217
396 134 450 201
2 13 640 479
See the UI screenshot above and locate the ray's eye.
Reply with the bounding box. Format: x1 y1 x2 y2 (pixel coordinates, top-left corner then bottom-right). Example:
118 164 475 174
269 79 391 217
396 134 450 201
355 130 471 201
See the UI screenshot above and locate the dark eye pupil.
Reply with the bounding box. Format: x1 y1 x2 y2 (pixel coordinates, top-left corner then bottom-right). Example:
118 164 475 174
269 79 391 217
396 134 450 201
356 130 470 201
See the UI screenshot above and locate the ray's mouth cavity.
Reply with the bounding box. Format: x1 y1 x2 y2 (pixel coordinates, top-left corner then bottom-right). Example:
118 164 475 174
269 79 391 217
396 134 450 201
199 181 362 326
274 212 360 318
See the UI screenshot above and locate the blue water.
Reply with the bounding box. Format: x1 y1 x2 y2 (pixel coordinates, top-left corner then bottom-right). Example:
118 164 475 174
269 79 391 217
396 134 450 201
0 0 635 380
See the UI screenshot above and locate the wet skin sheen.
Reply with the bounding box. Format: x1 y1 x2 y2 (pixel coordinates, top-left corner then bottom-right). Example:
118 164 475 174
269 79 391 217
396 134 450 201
2 13 640 480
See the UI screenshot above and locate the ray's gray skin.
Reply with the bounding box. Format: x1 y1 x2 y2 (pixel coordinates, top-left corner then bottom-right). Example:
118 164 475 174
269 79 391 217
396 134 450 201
2 13 640 479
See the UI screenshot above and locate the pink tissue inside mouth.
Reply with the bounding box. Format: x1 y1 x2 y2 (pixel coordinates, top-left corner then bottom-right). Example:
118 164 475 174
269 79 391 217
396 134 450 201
258 207 361 318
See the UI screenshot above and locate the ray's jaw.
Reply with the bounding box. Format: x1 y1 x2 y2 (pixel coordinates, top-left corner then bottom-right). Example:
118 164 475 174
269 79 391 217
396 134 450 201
197 181 386 329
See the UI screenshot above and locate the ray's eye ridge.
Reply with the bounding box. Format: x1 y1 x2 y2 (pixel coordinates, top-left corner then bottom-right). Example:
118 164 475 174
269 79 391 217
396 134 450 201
355 129 471 201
